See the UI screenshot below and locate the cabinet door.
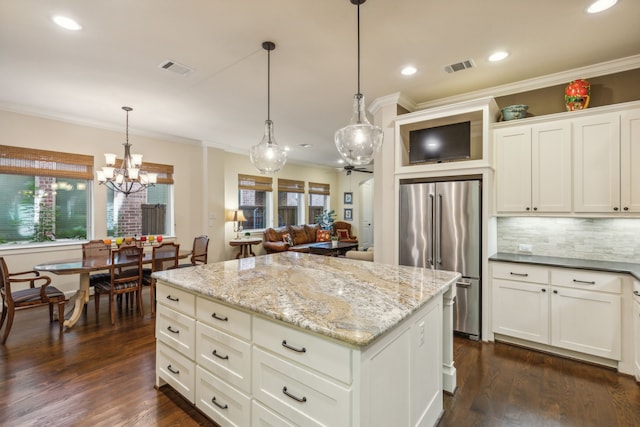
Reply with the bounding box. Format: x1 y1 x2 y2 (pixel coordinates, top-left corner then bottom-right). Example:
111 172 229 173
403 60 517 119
532 122 572 212
633 295 640 381
492 278 549 344
550 287 621 360
573 114 621 212
495 126 532 212
620 109 640 213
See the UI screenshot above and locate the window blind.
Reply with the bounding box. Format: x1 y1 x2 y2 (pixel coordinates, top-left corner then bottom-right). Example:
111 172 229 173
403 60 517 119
238 174 273 192
278 178 304 193
0 145 94 180
308 182 330 195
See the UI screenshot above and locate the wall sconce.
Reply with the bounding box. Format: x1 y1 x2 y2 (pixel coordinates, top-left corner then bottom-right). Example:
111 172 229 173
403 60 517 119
227 210 247 239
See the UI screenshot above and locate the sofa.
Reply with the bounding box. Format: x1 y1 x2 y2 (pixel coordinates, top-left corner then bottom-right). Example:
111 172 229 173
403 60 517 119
263 224 322 253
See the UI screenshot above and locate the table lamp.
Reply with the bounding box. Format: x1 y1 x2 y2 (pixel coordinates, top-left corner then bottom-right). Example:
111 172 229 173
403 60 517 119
230 210 247 239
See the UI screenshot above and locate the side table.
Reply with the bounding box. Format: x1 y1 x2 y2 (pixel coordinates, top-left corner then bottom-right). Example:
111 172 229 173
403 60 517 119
229 238 262 259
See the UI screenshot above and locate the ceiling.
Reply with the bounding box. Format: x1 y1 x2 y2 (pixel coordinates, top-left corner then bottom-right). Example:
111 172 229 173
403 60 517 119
1 0 639 168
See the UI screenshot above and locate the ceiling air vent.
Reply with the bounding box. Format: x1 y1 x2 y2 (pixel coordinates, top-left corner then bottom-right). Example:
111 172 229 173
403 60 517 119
158 59 194 76
443 59 476 74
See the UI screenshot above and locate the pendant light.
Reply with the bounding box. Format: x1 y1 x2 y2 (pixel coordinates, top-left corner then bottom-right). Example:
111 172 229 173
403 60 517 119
250 41 287 174
335 0 383 167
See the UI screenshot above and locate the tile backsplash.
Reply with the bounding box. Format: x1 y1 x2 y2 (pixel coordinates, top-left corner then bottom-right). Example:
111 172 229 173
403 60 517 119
497 217 640 263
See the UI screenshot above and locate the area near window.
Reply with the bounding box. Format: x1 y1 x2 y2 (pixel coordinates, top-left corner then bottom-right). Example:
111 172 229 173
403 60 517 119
0 145 92 245
277 178 304 226
308 182 330 225
238 174 272 230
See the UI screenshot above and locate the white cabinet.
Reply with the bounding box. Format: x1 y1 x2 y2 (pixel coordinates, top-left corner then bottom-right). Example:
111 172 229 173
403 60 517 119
491 263 550 343
633 281 640 382
573 113 621 213
495 121 571 213
491 262 622 361
621 109 640 213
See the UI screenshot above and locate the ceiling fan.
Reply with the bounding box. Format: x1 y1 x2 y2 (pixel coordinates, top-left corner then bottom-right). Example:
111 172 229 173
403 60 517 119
343 165 373 175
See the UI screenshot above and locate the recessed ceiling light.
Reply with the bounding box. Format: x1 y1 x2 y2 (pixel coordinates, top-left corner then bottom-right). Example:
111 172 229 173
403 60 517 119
488 51 509 62
52 15 82 31
587 0 617 13
299 143 312 148
337 159 345 164
284 146 291 152
401 65 417 76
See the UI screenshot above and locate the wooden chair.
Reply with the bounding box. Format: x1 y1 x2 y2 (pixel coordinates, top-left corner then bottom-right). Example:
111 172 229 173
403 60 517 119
0 257 65 344
142 242 180 314
94 245 144 325
332 221 358 243
177 235 209 268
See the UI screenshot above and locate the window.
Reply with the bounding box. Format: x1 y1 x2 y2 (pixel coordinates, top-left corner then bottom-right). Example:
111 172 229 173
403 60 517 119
308 182 330 224
0 145 93 245
107 161 174 238
238 174 272 230
277 179 304 226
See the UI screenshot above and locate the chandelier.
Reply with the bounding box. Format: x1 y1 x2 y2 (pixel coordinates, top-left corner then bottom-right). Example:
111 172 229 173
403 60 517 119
250 41 287 174
96 106 157 196
334 0 383 166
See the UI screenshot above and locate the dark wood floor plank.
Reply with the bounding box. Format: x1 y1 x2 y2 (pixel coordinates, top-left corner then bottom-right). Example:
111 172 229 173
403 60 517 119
1 290 639 426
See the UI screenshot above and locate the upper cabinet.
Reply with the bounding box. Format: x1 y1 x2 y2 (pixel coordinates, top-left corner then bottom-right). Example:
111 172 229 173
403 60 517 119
493 101 640 217
495 122 571 213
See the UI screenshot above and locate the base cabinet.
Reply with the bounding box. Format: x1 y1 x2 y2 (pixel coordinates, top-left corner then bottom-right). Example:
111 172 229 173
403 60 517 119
633 282 640 381
156 281 447 426
491 262 622 362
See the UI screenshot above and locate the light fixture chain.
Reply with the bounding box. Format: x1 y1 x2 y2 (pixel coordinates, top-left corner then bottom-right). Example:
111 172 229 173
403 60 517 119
267 47 271 121
357 1 361 96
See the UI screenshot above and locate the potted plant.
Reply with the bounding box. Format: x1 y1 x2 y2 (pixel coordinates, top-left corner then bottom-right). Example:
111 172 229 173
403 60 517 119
315 209 336 230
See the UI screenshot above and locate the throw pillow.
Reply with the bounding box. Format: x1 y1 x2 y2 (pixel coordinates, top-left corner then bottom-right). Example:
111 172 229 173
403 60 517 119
282 233 293 246
317 229 330 242
336 229 350 240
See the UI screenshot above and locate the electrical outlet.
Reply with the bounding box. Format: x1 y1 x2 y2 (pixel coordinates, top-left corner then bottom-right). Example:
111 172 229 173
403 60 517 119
518 243 533 253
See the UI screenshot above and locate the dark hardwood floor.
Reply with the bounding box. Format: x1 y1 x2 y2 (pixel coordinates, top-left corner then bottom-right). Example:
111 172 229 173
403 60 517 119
1 289 639 426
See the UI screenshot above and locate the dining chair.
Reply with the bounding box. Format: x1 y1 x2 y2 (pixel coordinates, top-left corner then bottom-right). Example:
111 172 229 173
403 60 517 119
142 242 180 314
177 235 209 268
94 245 144 325
0 257 66 344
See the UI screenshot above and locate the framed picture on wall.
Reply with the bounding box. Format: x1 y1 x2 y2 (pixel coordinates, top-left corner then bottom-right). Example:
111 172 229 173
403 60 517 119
344 208 353 221
344 192 353 204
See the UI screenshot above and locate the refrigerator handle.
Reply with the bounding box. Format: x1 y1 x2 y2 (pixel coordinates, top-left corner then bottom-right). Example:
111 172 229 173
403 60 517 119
437 193 443 265
428 193 434 268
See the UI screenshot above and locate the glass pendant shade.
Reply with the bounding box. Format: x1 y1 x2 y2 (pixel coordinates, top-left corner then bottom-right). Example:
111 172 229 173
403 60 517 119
250 119 287 174
335 94 383 166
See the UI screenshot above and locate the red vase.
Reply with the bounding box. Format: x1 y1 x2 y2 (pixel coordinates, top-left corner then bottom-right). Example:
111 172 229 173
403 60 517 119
564 79 590 111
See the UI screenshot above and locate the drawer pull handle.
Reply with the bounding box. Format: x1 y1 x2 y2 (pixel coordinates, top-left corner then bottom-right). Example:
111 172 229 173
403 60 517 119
211 397 228 410
510 272 528 277
282 386 307 403
212 350 229 360
211 313 228 322
167 326 180 334
573 279 596 285
166 295 179 302
634 291 640 296
282 340 306 353
167 364 180 374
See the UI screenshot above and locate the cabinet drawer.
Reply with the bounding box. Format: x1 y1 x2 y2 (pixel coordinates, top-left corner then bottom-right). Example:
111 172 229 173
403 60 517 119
156 282 195 317
253 347 351 427
197 297 251 340
492 262 549 284
196 322 251 394
196 366 251 427
253 316 352 384
156 304 196 359
157 342 195 403
252 400 296 427
550 269 621 294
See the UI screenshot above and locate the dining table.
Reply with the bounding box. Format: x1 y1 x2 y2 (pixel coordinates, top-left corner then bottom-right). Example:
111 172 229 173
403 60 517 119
33 248 191 329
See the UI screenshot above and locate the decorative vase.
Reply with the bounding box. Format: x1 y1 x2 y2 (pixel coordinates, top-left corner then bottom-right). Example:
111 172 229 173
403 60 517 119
564 79 590 111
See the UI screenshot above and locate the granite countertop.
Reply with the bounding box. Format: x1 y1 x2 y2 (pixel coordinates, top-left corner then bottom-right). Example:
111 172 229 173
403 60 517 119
153 252 460 347
489 252 640 281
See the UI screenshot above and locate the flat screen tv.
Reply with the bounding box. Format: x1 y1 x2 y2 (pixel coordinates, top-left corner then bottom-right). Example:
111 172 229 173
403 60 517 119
409 121 471 164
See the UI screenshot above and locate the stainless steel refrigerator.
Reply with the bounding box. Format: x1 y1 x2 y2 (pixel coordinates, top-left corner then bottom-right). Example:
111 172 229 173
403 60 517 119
399 178 481 339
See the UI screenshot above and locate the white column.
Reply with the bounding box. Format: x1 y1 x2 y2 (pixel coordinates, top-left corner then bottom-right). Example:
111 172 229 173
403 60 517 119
442 282 457 394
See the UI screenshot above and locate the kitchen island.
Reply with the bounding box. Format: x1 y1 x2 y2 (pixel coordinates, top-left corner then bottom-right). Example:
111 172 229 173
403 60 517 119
153 252 459 427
